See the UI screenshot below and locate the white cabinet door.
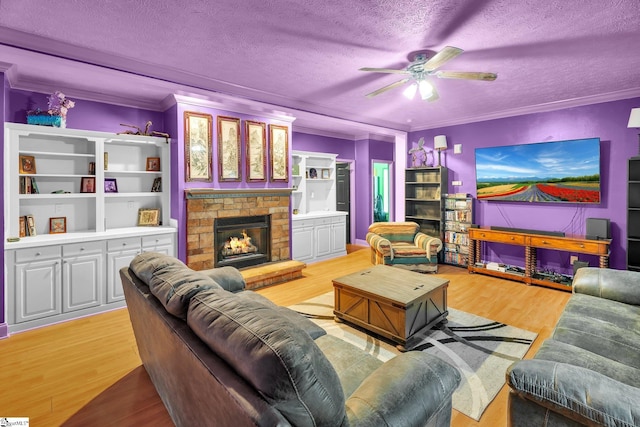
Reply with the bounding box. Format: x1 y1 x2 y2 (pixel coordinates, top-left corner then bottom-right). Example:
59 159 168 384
107 250 139 303
142 234 175 256
292 226 314 261
15 259 61 323
315 223 332 258
62 253 103 312
107 237 142 303
331 220 347 254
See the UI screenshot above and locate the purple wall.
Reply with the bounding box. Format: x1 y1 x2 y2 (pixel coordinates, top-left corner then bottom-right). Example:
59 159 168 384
0 74 6 332
9 90 165 133
292 132 356 159
408 97 640 271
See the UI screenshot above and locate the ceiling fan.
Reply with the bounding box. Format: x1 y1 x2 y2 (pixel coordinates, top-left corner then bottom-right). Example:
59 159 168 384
360 46 497 102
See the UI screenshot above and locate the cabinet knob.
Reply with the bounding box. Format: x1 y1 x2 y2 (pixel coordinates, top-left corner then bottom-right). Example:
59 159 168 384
35 252 41 256
122 243 127 246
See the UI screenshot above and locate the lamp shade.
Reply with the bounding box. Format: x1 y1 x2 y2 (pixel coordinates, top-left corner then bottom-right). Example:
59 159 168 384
628 108 640 128
434 135 448 150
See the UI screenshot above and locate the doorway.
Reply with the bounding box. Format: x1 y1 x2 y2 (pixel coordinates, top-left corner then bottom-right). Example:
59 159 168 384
336 162 351 243
372 161 392 223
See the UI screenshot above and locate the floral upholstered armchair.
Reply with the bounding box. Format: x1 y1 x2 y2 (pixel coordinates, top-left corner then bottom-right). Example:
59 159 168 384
366 222 443 270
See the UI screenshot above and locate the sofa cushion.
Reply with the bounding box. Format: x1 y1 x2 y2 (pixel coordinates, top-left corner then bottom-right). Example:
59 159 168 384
535 339 640 388
368 222 419 242
552 294 640 369
188 289 346 427
314 334 383 398
235 291 327 339
129 251 185 284
131 252 222 319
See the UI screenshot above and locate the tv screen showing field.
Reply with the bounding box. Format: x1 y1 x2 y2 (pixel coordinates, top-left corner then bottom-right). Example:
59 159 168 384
475 138 600 203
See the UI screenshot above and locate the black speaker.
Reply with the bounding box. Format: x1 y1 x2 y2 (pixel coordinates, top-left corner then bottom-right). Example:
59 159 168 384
586 218 610 240
572 260 589 275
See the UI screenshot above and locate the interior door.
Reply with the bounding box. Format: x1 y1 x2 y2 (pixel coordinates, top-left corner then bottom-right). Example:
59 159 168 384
336 162 351 244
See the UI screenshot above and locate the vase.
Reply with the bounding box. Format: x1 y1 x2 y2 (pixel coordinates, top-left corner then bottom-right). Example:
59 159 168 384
27 114 64 127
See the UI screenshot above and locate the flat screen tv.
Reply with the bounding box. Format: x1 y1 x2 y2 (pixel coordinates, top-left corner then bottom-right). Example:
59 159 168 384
475 137 600 203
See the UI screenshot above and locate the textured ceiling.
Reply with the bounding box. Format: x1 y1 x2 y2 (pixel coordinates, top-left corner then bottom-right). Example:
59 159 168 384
0 0 639 137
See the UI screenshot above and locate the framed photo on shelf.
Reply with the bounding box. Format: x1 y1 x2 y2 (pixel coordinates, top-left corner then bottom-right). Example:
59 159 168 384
138 208 160 226
80 177 96 193
146 157 161 172
184 111 213 182
19 155 36 174
49 217 67 234
321 168 330 179
269 124 289 182
151 177 162 192
245 120 266 182
217 115 241 181
104 178 118 193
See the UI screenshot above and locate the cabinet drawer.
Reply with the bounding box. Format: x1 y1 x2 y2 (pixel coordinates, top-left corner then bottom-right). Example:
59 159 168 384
331 215 346 224
142 234 173 248
292 219 315 228
15 245 61 263
315 217 332 225
107 237 141 252
63 241 104 257
470 229 525 245
529 236 601 254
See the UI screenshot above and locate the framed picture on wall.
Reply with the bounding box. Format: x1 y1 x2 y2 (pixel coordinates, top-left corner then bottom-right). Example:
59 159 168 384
269 124 289 182
245 120 266 182
217 116 241 181
184 111 213 182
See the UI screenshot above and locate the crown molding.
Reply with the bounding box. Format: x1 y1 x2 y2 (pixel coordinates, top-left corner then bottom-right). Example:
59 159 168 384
168 94 296 123
411 87 640 131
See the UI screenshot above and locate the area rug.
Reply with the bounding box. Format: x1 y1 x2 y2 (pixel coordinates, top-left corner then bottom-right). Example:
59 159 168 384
289 292 537 421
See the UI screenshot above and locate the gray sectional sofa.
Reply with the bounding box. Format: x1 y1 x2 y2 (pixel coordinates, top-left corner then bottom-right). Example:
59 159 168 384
120 252 461 427
507 267 640 426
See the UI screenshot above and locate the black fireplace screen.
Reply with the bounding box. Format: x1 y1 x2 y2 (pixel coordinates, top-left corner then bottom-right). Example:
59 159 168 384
214 215 271 268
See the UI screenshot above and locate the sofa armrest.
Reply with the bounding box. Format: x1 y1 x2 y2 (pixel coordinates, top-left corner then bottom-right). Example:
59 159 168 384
507 359 640 426
345 352 460 427
366 232 393 259
573 267 640 306
414 232 443 259
198 266 246 293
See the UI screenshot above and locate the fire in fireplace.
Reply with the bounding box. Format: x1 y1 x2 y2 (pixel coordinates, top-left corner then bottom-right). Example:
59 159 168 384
214 215 271 268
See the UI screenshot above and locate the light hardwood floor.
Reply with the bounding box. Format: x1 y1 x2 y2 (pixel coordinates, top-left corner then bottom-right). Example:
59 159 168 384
0 245 571 426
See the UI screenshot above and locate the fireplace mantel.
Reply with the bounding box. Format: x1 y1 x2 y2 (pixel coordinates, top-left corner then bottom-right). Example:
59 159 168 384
185 188 293 199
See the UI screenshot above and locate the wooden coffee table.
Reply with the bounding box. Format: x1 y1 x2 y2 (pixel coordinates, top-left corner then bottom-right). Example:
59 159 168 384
332 265 449 351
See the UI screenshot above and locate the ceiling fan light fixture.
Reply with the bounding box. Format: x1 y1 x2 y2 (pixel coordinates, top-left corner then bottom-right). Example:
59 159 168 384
418 79 433 100
403 83 418 99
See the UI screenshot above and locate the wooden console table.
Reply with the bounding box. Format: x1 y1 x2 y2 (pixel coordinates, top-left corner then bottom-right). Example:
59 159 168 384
468 227 611 291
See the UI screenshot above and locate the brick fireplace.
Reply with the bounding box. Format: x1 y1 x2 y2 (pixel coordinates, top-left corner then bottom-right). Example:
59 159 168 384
185 188 292 272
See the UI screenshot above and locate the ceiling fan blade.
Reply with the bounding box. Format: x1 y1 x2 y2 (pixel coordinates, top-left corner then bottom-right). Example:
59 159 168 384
365 78 410 98
436 70 497 81
359 67 410 74
423 46 464 71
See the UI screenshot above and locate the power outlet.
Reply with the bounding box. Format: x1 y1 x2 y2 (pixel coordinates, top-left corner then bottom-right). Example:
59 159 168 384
570 255 578 265
128 201 134 209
